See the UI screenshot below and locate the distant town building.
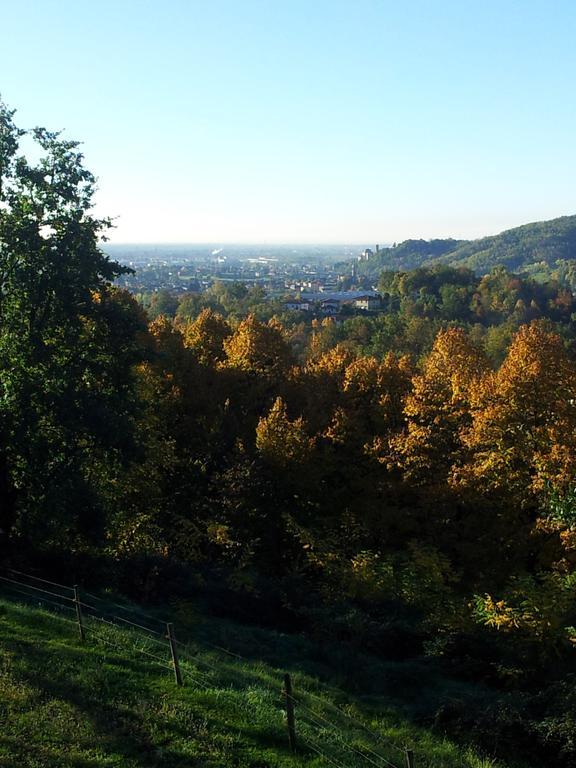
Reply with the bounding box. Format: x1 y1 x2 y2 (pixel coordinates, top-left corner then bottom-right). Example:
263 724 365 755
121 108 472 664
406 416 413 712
287 289 382 316
357 247 375 262
320 299 340 316
354 295 381 311
284 299 311 311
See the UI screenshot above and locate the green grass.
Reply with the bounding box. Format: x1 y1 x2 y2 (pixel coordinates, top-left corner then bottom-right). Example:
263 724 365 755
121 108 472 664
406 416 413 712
0 595 530 768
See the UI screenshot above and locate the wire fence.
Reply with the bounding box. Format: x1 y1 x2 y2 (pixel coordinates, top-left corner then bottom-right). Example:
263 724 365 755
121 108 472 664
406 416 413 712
0 566 414 768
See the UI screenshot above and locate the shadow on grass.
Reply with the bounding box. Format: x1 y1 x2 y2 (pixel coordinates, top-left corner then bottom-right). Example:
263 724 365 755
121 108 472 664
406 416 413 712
0 599 529 768
0 603 305 767
1 613 187 766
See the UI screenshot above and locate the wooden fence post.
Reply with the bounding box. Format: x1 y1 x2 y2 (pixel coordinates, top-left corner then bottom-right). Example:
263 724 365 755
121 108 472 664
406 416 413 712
166 622 183 686
405 747 415 768
73 585 85 642
283 673 296 754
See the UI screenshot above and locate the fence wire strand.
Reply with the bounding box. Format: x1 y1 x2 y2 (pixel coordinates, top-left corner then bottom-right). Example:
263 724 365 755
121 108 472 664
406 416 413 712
181 667 214 690
298 697 400 768
303 734 350 768
295 699 399 768
83 591 167 628
303 688 408 758
1 584 77 619
5 568 75 593
94 611 166 638
0 575 74 603
175 642 230 677
0 568 415 768
83 615 169 661
85 625 174 672
81 607 168 648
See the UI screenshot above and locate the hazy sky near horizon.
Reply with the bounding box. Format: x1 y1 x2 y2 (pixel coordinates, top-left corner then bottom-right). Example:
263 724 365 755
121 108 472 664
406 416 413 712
2 0 576 244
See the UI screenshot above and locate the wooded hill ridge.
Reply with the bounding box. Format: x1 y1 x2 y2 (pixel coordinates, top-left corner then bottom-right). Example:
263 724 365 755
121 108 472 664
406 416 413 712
358 214 576 274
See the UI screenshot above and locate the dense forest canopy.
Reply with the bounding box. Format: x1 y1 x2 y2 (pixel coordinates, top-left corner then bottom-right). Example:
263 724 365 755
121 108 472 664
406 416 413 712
4 101 576 765
140 263 576 370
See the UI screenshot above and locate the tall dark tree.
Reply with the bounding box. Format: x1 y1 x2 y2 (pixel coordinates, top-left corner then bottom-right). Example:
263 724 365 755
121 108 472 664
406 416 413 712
0 101 143 547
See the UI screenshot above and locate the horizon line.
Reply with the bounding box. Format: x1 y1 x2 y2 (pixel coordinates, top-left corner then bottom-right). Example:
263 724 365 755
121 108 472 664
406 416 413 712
101 241 382 247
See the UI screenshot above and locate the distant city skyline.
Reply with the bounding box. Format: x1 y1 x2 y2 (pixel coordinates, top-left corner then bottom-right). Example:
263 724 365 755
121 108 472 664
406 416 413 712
2 1 575 243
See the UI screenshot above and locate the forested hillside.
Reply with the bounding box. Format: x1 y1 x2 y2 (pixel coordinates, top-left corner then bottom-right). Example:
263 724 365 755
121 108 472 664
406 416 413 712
356 239 466 271
4 102 576 766
358 215 576 275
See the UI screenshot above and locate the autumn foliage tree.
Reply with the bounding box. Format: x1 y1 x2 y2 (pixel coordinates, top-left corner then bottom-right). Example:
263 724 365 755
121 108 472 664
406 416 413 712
256 397 312 468
223 315 293 380
459 322 576 504
391 327 489 483
180 307 231 365
343 352 413 437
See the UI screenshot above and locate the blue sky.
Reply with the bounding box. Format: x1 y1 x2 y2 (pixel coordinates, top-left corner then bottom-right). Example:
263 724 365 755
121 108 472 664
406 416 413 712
2 0 575 243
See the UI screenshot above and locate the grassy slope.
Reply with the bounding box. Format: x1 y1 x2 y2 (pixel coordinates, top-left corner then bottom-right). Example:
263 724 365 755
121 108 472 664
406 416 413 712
0 596 529 768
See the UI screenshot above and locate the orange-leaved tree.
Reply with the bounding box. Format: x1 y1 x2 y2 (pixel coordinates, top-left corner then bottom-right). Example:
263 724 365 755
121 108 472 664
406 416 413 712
458 321 576 505
390 327 489 484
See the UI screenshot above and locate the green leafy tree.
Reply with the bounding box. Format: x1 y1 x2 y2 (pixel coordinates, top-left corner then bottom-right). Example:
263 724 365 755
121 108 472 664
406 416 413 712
0 101 140 547
148 289 179 319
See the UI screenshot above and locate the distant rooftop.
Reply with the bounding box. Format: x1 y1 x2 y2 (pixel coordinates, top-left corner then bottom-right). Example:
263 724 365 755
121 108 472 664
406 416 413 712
299 290 379 302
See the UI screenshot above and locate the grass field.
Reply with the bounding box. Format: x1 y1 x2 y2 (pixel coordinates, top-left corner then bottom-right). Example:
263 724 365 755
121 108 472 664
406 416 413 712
0 590 530 768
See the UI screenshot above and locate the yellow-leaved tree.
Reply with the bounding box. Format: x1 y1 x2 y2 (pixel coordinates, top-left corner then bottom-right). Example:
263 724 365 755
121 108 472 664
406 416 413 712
255 396 313 468
289 345 356 434
448 322 576 583
390 327 489 483
180 308 231 365
223 315 292 380
458 321 576 504
343 352 413 435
